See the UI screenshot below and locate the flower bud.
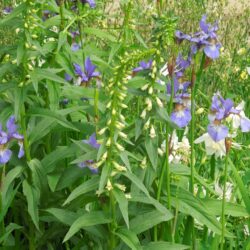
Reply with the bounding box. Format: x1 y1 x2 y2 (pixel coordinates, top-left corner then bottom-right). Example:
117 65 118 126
106 138 111 146
98 127 107 135
102 151 108 160
148 86 153 95
150 125 156 138
144 119 150 130
115 183 126 192
140 109 147 119
156 97 163 108
116 143 124 151
28 64 34 71
106 179 113 191
196 107 204 115
140 157 147 169
107 119 111 125
145 98 152 111
158 148 164 156
113 161 127 171
141 84 149 91
119 103 128 109
119 114 125 121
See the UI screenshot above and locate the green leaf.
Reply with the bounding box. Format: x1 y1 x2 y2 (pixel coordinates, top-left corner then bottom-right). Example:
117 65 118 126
98 162 111 194
0 223 22 244
70 150 97 165
45 208 78 226
30 68 69 85
63 176 100 205
113 188 129 228
22 180 40 230
142 241 190 250
145 135 158 169
56 166 84 191
202 199 248 217
115 228 142 250
29 108 79 132
130 194 172 215
127 77 148 89
83 27 117 42
61 85 95 100
63 211 111 242
123 171 150 197
29 118 56 144
57 32 67 52
229 158 250 214
2 166 23 201
130 209 172 234
171 186 233 237
0 3 26 27
42 145 77 173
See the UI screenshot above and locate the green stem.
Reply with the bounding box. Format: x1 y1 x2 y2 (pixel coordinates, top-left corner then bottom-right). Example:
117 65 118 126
59 0 64 31
109 190 116 249
154 72 175 241
21 104 31 162
189 53 205 249
0 164 6 236
220 153 229 250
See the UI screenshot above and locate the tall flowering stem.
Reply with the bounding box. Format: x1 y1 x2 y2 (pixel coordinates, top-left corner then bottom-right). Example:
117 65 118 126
220 150 229 250
189 54 205 248
0 164 6 236
97 50 156 248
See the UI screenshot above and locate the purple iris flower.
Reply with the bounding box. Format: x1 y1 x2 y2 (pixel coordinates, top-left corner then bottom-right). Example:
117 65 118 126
171 104 191 128
78 161 98 174
73 57 100 84
209 94 233 122
240 118 250 132
78 133 100 174
71 42 81 51
207 123 228 142
175 30 191 43
3 6 13 14
65 73 73 82
71 30 80 38
81 0 96 8
7 116 24 141
133 60 153 73
175 15 221 60
0 148 12 164
0 116 24 164
84 133 100 149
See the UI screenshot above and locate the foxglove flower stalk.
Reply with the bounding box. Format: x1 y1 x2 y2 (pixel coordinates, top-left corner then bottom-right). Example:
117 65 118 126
175 15 221 60
74 57 100 85
78 133 100 173
0 116 24 164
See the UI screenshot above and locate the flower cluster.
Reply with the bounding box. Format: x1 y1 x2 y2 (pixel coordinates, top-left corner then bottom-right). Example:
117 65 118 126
159 129 190 164
195 93 250 157
168 54 192 128
176 15 221 60
0 116 24 164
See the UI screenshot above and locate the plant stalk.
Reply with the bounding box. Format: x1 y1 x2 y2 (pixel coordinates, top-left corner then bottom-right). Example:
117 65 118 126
220 153 229 250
